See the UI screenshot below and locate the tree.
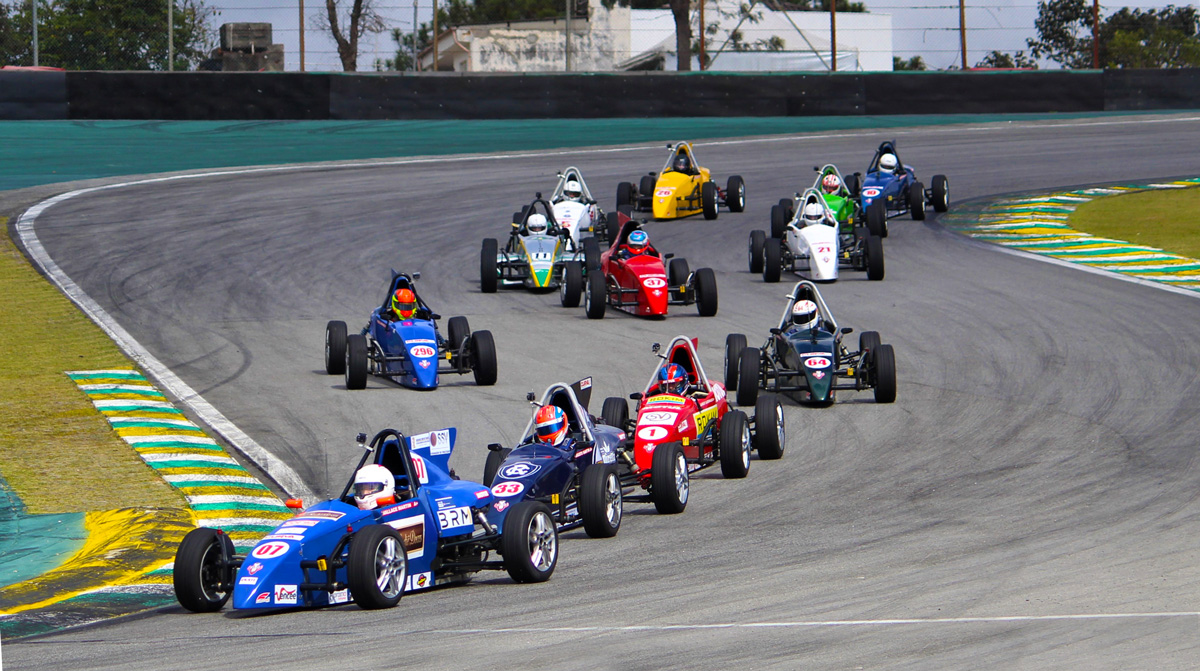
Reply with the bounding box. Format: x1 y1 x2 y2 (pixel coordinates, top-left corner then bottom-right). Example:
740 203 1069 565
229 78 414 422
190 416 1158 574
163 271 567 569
975 50 1038 69
892 55 925 71
318 0 387 71
1027 1 1200 68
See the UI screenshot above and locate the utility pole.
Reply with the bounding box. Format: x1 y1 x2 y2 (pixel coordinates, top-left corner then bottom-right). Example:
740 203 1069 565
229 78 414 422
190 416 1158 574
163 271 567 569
698 0 705 70
830 0 836 72
432 0 439 71
958 0 967 69
31 0 37 67
299 0 306 71
412 0 419 70
1091 0 1099 68
168 0 174 71
565 0 571 71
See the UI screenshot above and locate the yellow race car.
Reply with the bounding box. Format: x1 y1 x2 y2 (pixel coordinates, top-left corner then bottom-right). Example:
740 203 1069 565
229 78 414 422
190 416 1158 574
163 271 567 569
616 142 745 221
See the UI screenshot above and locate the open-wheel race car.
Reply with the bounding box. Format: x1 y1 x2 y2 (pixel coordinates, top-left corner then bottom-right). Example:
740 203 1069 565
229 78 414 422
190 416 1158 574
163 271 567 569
750 187 884 283
848 140 948 225
172 426 560 613
325 271 497 390
583 213 718 319
616 142 745 220
480 193 603 307
548 166 614 246
598 336 785 514
482 378 625 538
725 280 897 407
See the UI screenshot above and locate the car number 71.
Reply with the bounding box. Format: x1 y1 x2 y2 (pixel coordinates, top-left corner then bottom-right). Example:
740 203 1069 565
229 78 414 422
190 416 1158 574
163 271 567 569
437 506 472 530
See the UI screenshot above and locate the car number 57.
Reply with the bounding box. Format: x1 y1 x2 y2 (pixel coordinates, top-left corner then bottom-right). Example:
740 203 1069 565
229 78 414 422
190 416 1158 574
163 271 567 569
437 506 472 530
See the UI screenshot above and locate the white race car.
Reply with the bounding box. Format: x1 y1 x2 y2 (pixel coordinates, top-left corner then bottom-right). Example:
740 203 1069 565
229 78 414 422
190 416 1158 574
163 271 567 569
549 167 614 247
749 188 884 283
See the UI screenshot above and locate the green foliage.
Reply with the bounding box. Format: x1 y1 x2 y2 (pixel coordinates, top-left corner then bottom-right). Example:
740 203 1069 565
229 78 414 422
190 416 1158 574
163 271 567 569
974 50 1038 69
1027 1 1200 68
893 55 926 71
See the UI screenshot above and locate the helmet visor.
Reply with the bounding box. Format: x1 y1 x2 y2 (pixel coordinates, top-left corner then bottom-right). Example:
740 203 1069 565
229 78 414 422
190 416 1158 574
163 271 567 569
355 482 384 498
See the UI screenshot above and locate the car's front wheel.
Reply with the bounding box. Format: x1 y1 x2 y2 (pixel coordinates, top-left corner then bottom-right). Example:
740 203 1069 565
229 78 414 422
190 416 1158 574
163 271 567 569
173 528 235 613
580 464 622 538
347 525 407 610
502 501 559 583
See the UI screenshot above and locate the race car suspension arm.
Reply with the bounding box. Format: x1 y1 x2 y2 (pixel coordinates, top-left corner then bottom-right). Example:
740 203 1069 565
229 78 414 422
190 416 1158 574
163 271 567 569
298 532 353 594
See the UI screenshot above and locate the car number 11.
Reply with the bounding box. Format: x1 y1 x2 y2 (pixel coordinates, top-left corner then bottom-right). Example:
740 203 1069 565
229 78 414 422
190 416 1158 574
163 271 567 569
437 505 472 530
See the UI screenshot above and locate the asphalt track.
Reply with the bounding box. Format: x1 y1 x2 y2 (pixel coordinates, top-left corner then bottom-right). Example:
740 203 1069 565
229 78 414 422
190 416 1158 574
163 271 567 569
9 114 1200 669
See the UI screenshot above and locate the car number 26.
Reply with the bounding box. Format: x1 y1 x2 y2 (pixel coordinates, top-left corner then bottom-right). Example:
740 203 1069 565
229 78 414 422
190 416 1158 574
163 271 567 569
437 505 472 530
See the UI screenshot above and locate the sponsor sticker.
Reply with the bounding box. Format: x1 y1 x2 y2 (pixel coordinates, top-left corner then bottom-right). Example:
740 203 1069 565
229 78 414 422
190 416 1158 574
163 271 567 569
419 360 431 369
643 277 667 289
409 572 432 590
863 187 881 198
284 519 319 527
247 562 263 575
297 510 344 521
499 462 541 479
803 356 832 369
646 395 685 406
713 385 726 401
574 447 594 459
410 345 436 358
437 505 472 530
251 541 289 559
436 496 456 510
407 339 435 345
493 500 510 512
412 429 452 455
475 489 490 499
813 370 826 380
239 576 257 586
274 584 298 606
274 526 308 535
329 589 350 605
379 500 418 516
579 377 592 390
642 411 677 425
386 515 425 559
255 592 271 604
599 443 616 464
262 534 305 542
491 481 525 498
638 425 670 441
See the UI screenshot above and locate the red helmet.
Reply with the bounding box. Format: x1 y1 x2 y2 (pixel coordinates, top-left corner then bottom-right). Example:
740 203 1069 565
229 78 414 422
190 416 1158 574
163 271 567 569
821 173 841 194
534 405 568 446
391 288 417 319
658 363 688 396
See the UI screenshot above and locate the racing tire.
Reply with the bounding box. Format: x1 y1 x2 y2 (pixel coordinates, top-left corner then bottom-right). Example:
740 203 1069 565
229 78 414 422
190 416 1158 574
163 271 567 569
325 320 347 375
748 230 766 273
511 211 523 225
345 334 368 390
616 182 634 209
763 238 783 283
736 347 760 407
173 527 235 613
480 238 499 293
866 234 885 281
502 501 558 583
448 316 470 354
859 330 881 355
347 525 407 610
483 447 512 487
866 201 886 239
639 175 656 199
560 262 583 308
726 176 746 212
601 397 629 430
585 271 606 319
580 464 623 538
667 257 690 290
702 182 719 220
605 211 621 244
770 204 788 240
845 172 861 198
909 180 926 221
873 344 897 404
650 442 689 514
754 394 785 460
931 175 949 212
724 333 747 391
582 237 602 272
718 410 751 479
694 268 718 317
469 330 498 386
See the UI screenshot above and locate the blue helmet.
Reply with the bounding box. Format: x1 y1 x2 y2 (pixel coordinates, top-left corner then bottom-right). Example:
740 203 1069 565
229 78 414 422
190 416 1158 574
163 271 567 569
657 363 687 396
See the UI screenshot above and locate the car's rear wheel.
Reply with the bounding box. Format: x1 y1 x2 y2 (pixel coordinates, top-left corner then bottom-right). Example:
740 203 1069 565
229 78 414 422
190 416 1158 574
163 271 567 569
447 316 470 354
736 347 760 407
480 238 499 293
470 330 498 386
702 182 719 220
347 525 407 610
845 172 861 198
639 175 656 200
873 344 897 403
748 230 766 273
502 501 558 583
909 180 926 220
345 334 368 390
560 261 583 308
325 320 347 375
866 201 886 238
616 182 633 209
173 528 235 613
694 268 718 317
859 330 881 355
866 234 885 281
719 410 751 479
763 238 783 283
770 204 788 239
650 442 689 514
724 333 747 391
778 198 793 220
580 464 622 538
726 176 745 212
585 271 606 319
582 237 602 272
668 257 690 289
483 447 512 487
754 394 785 460
931 175 949 212
601 396 629 430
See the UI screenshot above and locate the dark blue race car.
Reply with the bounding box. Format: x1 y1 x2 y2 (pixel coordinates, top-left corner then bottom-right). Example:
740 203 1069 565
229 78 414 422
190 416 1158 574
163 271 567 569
846 141 949 232
324 271 497 390
173 426 560 612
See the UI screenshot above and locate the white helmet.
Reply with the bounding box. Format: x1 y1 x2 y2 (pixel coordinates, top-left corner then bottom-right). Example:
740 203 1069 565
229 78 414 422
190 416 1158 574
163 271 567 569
801 202 825 225
526 213 548 234
821 173 841 194
879 153 898 172
353 464 395 510
791 300 819 330
563 180 582 201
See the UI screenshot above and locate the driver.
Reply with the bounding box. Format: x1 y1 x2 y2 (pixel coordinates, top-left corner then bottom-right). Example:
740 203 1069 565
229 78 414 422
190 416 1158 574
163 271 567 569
562 180 583 202
878 153 899 174
672 152 695 175
526 213 549 235
534 405 572 448
353 464 396 510
386 288 418 321
799 202 829 227
787 299 821 334
615 229 651 260
821 174 841 195
656 363 689 397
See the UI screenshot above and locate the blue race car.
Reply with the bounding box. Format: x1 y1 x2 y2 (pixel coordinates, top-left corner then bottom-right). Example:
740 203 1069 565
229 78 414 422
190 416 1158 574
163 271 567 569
846 141 949 233
173 427 560 612
324 271 497 390
482 378 626 539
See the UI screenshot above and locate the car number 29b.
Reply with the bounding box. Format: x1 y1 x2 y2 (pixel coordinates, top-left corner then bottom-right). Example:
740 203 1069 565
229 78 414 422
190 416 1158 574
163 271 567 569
437 505 472 530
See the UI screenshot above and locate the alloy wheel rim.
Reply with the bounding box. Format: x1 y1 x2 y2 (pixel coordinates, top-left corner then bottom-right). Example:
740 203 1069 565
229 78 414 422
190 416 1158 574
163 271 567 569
528 511 557 571
740 424 751 468
375 536 405 598
674 452 689 504
605 473 623 526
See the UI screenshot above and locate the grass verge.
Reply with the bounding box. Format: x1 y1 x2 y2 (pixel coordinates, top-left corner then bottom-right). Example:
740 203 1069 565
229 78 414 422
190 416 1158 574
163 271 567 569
0 218 184 514
1069 187 1200 259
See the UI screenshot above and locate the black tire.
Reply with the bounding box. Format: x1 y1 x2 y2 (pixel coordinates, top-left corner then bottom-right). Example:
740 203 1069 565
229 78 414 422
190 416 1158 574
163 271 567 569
909 180 926 220
866 201 886 239
859 330 881 354
736 347 760 407
512 211 524 226
667 257 690 289
866 234 885 281
718 410 751 479
763 238 783 283
345 334 368 390
173 528 235 613
639 175 656 198
480 238 499 293
724 333 747 391
694 267 718 317
483 447 512 487
502 501 558 583
616 181 633 209
447 316 470 353
582 237 602 272
585 271 606 319
778 198 793 218
347 525 407 610
580 464 622 538
605 211 621 243
469 330 498 386
702 182 718 220
601 396 629 430
325 320 347 375
650 442 689 514
560 262 583 308
873 343 897 403
845 172 861 198
748 230 766 273
753 394 785 460
725 176 745 212
931 175 949 212
770 204 788 239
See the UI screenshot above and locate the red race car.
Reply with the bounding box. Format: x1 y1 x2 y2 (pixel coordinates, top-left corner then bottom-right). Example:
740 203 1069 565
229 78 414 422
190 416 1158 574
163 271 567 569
583 214 718 319
598 336 785 513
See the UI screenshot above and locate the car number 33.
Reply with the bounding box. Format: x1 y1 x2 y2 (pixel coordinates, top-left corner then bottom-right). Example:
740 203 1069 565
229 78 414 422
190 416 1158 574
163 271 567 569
437 506 472 529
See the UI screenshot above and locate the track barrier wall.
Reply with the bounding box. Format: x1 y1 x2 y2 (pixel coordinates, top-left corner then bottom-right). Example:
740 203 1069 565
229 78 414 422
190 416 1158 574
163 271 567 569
2 69 1198 121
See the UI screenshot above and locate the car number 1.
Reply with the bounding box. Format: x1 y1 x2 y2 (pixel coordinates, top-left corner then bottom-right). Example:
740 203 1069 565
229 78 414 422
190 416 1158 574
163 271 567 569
437 505 472 530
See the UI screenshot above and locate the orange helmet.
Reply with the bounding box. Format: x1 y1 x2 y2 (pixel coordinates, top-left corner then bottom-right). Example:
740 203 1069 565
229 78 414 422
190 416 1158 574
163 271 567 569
534 405 568 446
391 288 417 319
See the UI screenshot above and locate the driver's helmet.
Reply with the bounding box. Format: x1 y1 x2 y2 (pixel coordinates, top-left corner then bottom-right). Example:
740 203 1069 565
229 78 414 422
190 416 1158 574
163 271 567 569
674 153 690 172
353 464 396 510
391 288 417 319
801 202 825 225
657 363 688 396
627 229 649 253
821 173 841 194
791 299 819 330
526 213 548 234
534 405 568 446
879 153 898 172
563 180 583 202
